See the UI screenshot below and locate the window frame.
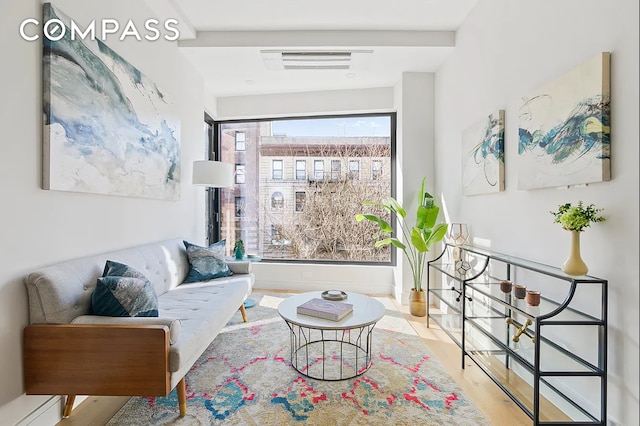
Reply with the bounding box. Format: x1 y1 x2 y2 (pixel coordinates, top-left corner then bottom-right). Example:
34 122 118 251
272 159 283 180
235 131 246 151
295 160 306 180
348 160 360 180
235 164 246 184
295 191 305 212
313 159 324 181
211 112 397 266
371 160 382 181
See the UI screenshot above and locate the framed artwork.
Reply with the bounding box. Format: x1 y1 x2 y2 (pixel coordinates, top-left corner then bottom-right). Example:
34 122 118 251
517 52 610 190
461 110 505 196
42 3 181 200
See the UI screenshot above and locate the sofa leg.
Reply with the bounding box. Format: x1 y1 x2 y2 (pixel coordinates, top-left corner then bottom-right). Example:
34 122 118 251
239 304 248 322
62 395 75 418
177 378 187 417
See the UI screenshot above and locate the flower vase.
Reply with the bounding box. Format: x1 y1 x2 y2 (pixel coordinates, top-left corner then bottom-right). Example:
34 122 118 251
409 288 426 317
562 230 588 276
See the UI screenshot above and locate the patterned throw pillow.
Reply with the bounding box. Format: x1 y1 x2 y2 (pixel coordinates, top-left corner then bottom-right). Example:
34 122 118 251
102 260 148 279
91 262 159 317
183 240 233 283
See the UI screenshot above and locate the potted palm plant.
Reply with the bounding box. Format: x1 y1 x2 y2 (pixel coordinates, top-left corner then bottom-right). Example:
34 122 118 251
356 177 448 316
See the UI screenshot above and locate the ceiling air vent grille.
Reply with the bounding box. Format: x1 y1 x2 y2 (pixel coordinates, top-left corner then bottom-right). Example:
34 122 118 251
261 50 372 71
281 51 351 70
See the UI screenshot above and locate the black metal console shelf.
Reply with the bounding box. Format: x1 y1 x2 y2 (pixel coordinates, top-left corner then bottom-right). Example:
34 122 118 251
427 243 607 425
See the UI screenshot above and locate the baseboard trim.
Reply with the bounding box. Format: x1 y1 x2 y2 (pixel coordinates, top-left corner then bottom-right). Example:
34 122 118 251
17 395 87 426
256 280 393 296
15 396 60 426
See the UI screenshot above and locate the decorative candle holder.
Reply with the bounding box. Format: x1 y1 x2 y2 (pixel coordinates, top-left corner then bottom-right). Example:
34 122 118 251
500 280 512 293
514 284 526 299
526 290 541 306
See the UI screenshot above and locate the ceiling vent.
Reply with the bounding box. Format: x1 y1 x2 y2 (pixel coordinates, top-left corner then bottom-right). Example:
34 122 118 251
261 50 373 71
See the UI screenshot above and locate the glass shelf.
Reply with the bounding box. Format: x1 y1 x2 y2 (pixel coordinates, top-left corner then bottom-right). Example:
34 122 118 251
466 314 601 374
459 244 605 283
466 281 603 323
427 243 607 425
465 322 602 423
428 312 462 348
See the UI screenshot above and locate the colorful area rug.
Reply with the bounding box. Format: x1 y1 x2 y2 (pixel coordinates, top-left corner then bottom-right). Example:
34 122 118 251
108 293 489 425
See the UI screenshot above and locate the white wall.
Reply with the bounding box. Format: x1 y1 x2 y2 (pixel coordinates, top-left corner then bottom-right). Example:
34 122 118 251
0 1 207 424
216 87 394 120
434 0 639 424
394 72 437 303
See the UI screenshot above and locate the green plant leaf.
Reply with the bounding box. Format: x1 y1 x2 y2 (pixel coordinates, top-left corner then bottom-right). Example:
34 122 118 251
375 238 406 250
355 214 392 232
411 228 428 252
416 205 439 229
387 197 406 218
418 177 426 207
425 223 448 247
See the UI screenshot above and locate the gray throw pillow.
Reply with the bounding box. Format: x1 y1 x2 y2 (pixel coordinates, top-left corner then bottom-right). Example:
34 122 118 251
183 240 232 283
91 261 159 317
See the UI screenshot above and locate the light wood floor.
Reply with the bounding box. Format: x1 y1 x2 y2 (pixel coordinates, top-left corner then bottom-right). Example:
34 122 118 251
57 291 531 426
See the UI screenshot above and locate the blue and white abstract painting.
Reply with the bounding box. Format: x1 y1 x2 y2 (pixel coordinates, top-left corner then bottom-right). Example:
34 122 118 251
461 110 505 196
42 3 181 200
518 52 610 190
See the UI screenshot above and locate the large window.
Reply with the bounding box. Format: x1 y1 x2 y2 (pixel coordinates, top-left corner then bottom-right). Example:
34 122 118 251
215 113 395 263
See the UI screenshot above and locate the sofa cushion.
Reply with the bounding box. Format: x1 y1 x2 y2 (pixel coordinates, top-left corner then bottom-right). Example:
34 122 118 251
71 315 181 345
159 274 253 374
92 275 159 317
183 240 232 283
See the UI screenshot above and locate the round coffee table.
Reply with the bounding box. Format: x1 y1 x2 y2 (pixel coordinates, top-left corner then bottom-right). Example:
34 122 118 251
277 291 385 381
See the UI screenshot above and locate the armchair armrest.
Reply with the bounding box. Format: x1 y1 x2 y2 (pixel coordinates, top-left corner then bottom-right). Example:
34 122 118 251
23 324 170 397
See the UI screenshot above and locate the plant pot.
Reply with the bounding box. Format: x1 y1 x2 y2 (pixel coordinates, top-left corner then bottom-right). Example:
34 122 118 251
562 230 588 276
409 289 427 317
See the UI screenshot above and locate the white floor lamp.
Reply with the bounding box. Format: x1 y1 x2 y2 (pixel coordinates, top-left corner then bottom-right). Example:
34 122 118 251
192 160 256 309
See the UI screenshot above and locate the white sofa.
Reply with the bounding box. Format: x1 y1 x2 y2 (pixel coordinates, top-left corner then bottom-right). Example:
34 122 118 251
23 238 254 418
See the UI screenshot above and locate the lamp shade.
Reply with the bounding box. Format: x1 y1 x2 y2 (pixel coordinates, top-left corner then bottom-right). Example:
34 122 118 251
192 161 233 187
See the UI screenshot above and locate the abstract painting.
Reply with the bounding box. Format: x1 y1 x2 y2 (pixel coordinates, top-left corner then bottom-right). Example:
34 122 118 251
517 52 610 190
461 110 505 196
42 3 181 200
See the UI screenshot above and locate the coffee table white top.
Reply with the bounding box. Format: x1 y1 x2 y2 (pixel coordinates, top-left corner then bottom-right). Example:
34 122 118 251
278 291 386 330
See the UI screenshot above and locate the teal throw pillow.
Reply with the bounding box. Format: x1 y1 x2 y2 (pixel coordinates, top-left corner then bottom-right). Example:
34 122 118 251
103 260 148 279
92 262 159 317
183 240 232 283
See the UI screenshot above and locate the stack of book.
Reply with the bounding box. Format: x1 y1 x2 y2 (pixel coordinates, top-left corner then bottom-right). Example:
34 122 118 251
297 298 353 321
